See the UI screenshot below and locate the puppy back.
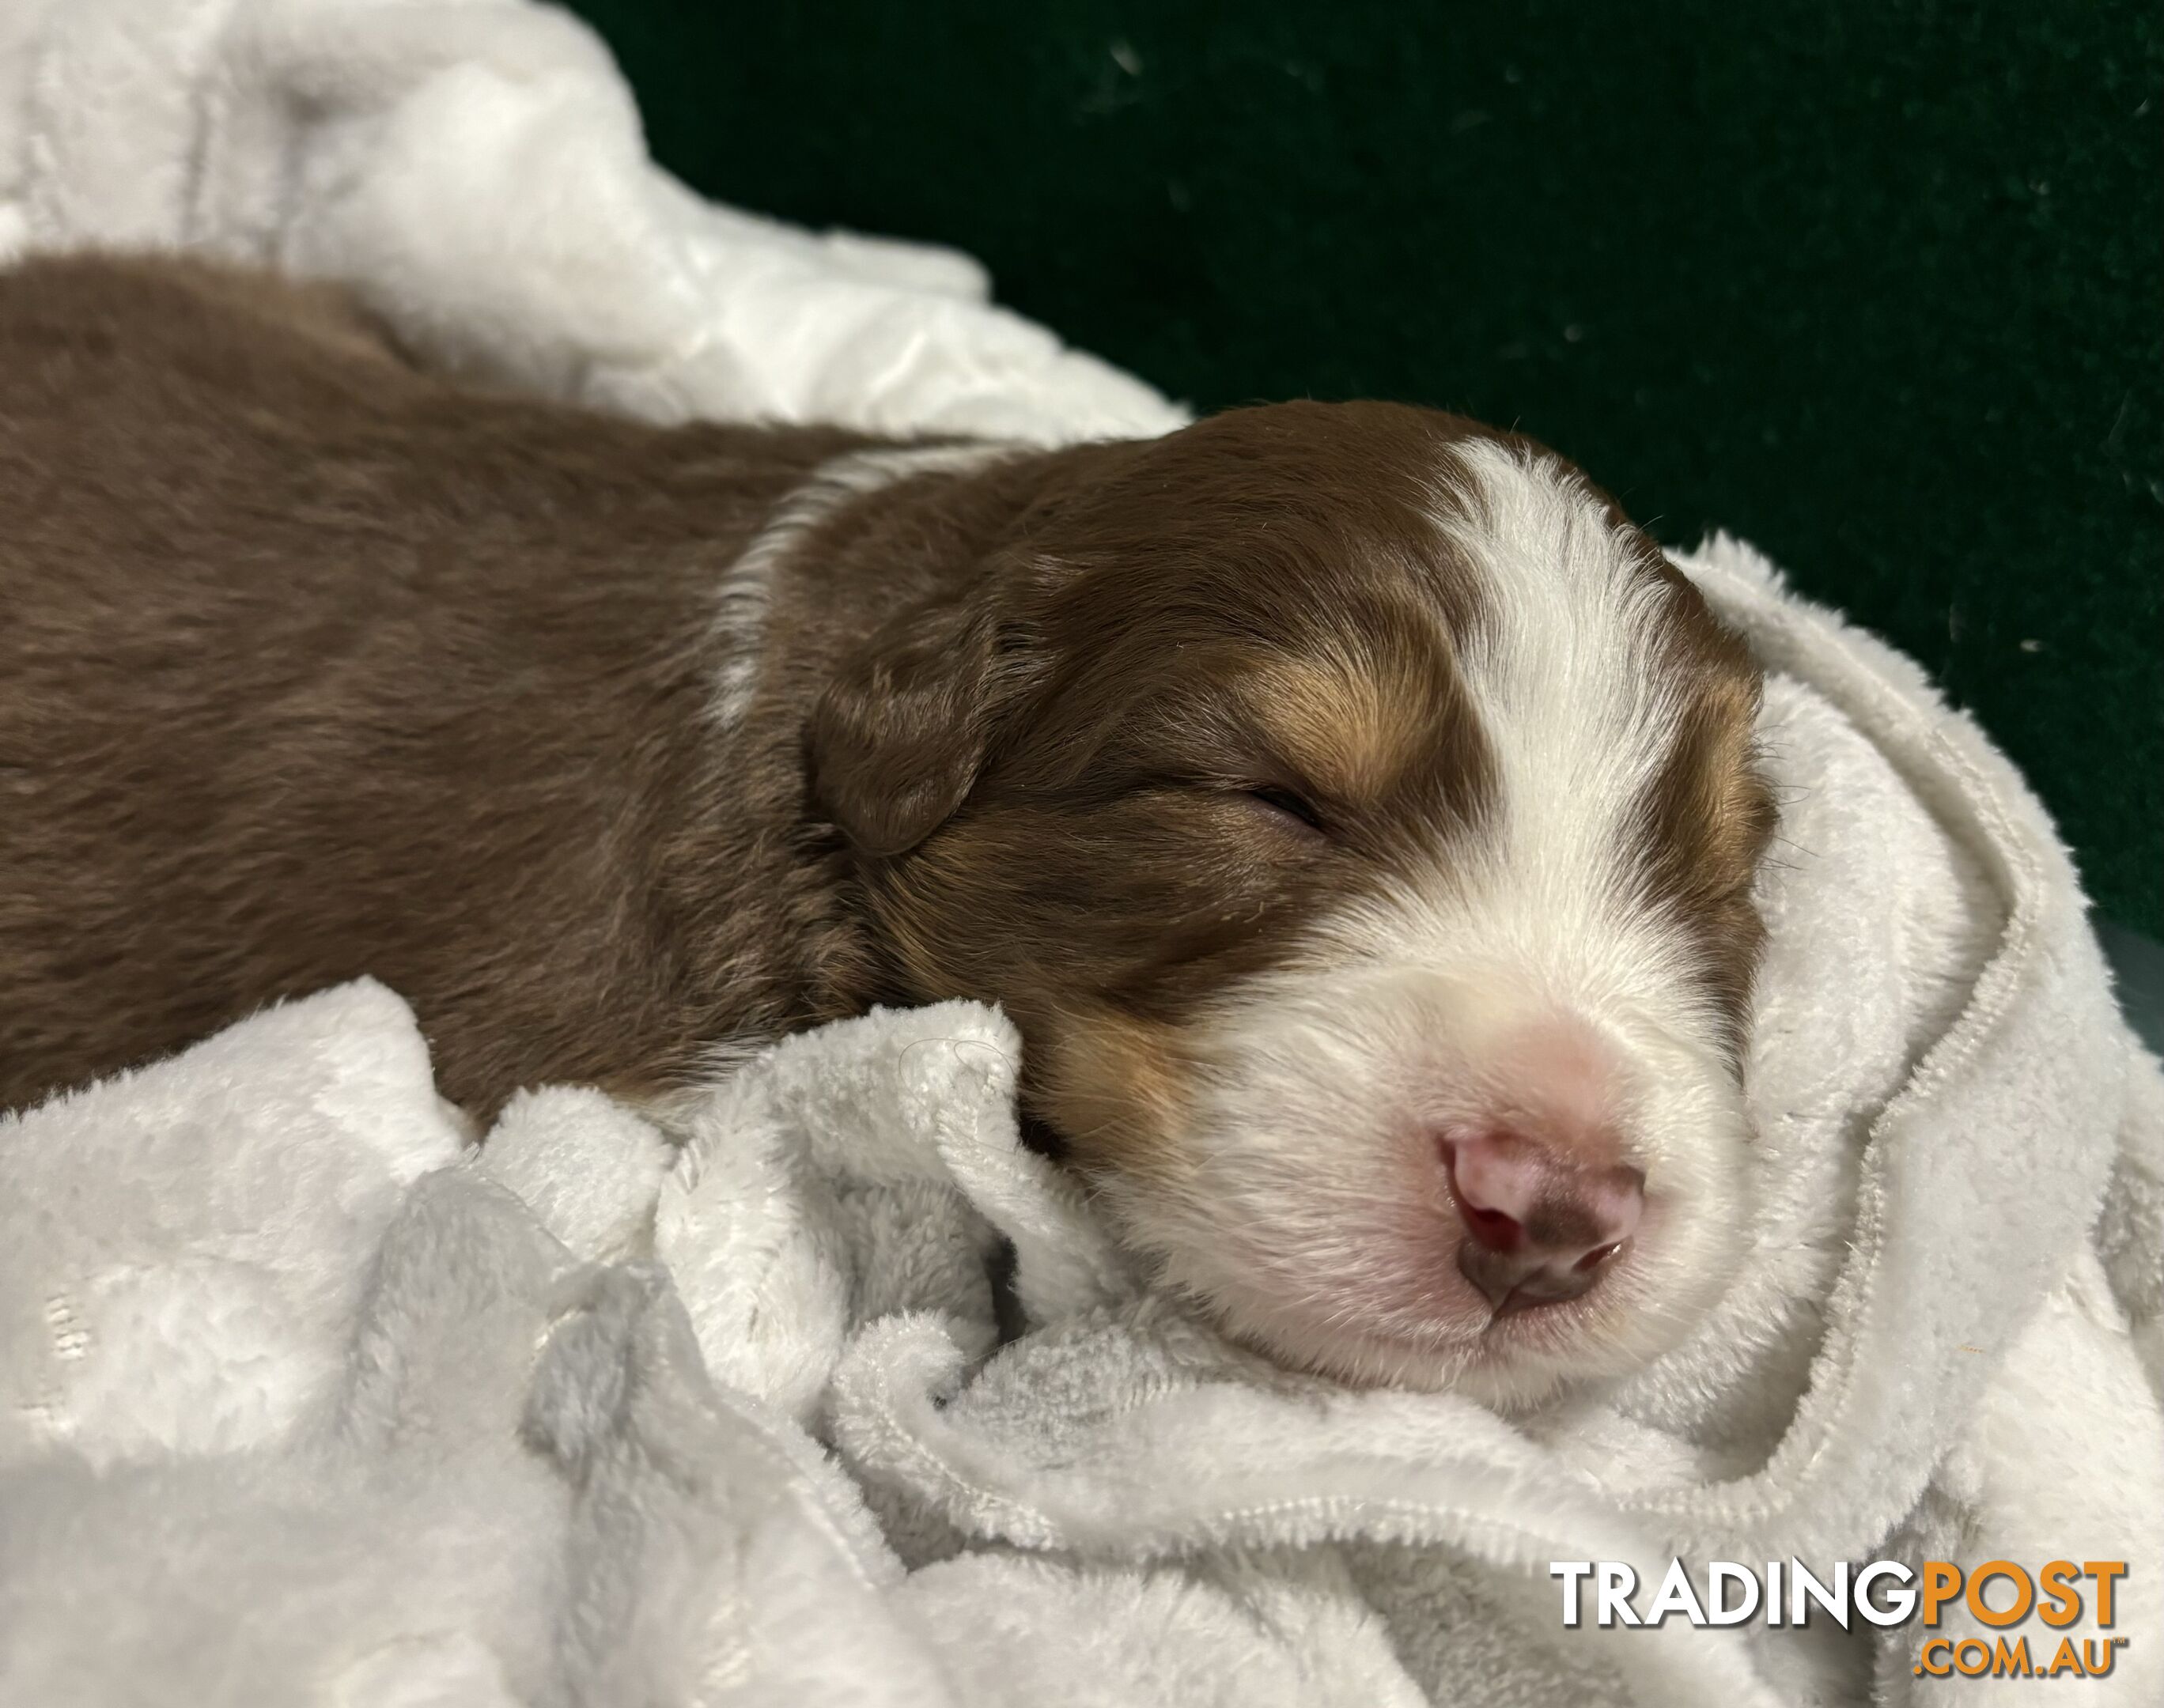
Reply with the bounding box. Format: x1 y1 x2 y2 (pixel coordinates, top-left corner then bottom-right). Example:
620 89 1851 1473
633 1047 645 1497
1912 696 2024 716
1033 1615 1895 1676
0 255 865 1112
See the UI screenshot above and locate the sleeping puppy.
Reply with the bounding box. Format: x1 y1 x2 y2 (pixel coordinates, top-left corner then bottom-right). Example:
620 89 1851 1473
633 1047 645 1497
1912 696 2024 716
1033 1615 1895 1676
0 255 1774 1405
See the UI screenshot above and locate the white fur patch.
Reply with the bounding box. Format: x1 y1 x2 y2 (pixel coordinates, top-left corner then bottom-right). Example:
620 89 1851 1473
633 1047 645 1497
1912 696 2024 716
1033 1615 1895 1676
705 441 1010 728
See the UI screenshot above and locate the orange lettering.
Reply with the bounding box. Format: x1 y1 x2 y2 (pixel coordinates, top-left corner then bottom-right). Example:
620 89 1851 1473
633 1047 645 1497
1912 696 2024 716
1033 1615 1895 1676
1920 1560 1962 1627
2083 1561 2125 1627
2037 1560 2082 1628
1965 1561 2033 1628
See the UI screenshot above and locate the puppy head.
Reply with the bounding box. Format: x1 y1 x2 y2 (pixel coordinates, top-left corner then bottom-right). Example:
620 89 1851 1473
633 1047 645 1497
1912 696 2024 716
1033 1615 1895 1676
812 401 1774 1405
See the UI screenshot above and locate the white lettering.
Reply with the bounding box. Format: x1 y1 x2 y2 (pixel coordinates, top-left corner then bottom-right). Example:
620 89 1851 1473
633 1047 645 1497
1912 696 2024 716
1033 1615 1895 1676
1597 1561 1643 1627
1853 1560 1916 1627
1706 1563 1761 1626
1550 1562 1593 1628
1792 1559 1850 1629
1647 1559 1708 1627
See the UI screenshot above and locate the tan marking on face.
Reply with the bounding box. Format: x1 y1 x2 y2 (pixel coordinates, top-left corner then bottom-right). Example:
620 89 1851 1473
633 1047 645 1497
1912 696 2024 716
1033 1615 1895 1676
1236 648 1440 807
1037 1005 1194 1185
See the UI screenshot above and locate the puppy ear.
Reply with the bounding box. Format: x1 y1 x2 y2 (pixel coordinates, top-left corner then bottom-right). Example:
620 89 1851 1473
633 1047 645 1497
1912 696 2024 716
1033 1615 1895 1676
811 576 1016 856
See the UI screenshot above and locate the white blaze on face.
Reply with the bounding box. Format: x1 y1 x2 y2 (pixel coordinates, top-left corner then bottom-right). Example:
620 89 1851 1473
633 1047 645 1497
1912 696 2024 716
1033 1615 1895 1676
1103 441 1753 1405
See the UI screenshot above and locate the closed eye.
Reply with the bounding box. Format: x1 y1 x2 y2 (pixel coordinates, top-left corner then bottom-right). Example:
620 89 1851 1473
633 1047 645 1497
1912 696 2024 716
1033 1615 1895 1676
1243 785 1327 834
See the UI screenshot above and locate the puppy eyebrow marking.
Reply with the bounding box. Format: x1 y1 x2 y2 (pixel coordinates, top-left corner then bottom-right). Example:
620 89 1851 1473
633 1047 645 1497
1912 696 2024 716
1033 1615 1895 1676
1235 655 1425 802
1218 630 1499 845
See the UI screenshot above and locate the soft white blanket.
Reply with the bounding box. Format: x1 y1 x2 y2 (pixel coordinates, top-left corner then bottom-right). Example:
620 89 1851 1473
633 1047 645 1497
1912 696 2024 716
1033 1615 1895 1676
3 3 2161 1705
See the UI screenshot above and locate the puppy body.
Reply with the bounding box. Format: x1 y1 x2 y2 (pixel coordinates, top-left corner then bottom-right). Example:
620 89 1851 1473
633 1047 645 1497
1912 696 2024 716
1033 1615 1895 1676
2 256 868 1110
0 257 1772 1403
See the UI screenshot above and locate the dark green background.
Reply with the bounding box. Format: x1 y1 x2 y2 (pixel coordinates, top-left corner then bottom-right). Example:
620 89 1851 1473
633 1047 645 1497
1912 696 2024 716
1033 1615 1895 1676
568 0 2161 934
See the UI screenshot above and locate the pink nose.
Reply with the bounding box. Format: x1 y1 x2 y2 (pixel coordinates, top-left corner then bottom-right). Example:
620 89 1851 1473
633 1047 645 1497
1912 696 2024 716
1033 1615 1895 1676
1443 1130 1644 1314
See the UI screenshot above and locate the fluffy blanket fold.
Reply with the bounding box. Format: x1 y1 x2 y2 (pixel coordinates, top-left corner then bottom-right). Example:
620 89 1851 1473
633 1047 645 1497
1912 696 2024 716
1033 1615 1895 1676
3 2 2160 1704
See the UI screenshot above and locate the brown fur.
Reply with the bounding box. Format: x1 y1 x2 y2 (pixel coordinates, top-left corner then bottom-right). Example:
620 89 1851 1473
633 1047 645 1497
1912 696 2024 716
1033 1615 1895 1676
0 255 1769 1174
1 254 872 1109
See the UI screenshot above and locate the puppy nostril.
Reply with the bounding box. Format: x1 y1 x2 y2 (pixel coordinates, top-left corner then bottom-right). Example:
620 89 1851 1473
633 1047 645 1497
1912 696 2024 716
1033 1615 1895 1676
1443 1140 1521 1253
1443 1132 1543 1253
1461 1203 1523 1253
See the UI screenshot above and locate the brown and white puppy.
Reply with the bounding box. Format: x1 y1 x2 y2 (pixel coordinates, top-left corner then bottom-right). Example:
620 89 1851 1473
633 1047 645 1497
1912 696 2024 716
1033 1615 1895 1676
0 255 1774 1405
